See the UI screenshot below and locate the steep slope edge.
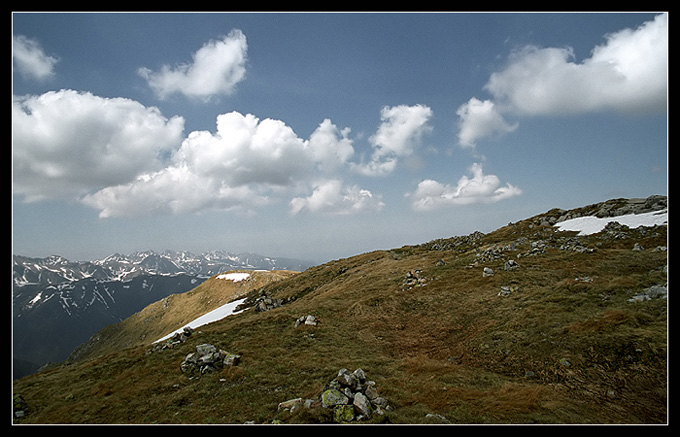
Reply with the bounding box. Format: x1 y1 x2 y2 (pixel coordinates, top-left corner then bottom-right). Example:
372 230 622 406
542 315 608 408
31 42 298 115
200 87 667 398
67 270 298 363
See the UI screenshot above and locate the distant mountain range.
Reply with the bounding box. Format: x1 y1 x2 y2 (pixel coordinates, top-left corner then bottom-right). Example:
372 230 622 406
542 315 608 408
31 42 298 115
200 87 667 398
12 250 314 379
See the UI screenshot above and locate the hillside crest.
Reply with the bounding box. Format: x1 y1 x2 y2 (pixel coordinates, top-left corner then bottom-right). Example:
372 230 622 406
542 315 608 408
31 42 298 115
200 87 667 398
14 195 668 424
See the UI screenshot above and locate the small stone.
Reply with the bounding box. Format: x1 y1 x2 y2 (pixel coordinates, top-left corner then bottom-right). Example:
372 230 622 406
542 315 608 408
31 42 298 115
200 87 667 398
223 352 241 366
370 396 388 408
278 398 303 411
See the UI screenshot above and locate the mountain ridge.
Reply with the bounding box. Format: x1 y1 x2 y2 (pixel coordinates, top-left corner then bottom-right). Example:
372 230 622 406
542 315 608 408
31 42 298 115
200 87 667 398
12 250 314 378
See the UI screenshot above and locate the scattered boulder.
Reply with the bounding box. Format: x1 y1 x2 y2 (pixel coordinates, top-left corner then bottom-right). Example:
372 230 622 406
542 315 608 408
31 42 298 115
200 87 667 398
482 267 494 277
504 260 520 271
150 327 194 353
321 388 349 408
294 314 319 328
498 285 519 297
180 343 241 375
628 284 667 303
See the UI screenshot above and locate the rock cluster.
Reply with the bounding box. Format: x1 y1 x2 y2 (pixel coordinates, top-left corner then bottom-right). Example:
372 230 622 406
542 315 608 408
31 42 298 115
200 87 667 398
277 368 390 423
255 294 284 312
179 343 241 375
150 326 194 352
321 368 389 422
429 230 485 252
13 393 29 419
556 195 667 222
294 314 319 328
401 269 427 290
498 285 519 297
628 284 668 303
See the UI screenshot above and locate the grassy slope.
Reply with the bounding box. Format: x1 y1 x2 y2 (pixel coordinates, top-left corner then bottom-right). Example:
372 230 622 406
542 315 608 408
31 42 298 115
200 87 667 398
66 270 299 363
13 213 667 424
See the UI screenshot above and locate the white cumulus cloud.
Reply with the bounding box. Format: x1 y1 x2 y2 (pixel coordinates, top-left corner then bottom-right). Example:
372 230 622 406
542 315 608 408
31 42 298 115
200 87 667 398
81 164 270 218
307 119 356 173
82 112 374 218
456 97 518 149
485 13 667 116
138 29 248 101
353 104 433 176
455 14 667 149
175 111 311 187
408 163 522 211
13 90 185 202
13 34 59 82
290 179 384 216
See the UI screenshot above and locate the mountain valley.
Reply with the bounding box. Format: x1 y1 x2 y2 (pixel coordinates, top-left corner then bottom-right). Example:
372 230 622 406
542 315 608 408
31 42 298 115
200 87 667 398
12 251 313 378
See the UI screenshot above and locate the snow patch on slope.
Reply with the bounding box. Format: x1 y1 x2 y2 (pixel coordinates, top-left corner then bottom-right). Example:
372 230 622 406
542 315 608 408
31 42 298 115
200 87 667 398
153 297 248 344
555 210 668 236
215 272 250 282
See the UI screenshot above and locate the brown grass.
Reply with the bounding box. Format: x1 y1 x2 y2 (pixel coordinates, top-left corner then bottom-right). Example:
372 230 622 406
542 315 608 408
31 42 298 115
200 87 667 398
14 218 667 424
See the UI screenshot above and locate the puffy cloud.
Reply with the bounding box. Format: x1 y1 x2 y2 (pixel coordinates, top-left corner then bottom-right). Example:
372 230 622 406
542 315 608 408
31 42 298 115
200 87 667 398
307 119 355 173
138 29 248 101
82 112 371 218
81 164 270 218
13 93 433 218
175 111 311 187
484 14 667 116
290 179 384 216
12 90 185 201
353 104 433 176
13 34 59 81
408 163 522 211
456 97 518 149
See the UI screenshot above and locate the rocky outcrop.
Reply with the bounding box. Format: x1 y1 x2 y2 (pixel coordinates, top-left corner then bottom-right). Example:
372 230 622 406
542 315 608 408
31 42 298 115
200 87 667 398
555 195 667 223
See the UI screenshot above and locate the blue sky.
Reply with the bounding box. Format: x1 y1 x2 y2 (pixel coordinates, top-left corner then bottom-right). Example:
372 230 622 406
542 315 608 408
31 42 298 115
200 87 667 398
12 12 667 263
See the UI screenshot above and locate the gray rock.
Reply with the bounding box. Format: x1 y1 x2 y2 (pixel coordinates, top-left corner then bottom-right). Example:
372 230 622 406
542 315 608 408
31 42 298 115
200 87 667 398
322 388 349 408
353 392 372 418
336 368 358 389
504 260 519 271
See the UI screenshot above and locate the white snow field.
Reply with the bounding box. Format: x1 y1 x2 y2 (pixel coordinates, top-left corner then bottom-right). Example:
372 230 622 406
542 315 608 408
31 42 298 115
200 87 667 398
554 209 668 236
